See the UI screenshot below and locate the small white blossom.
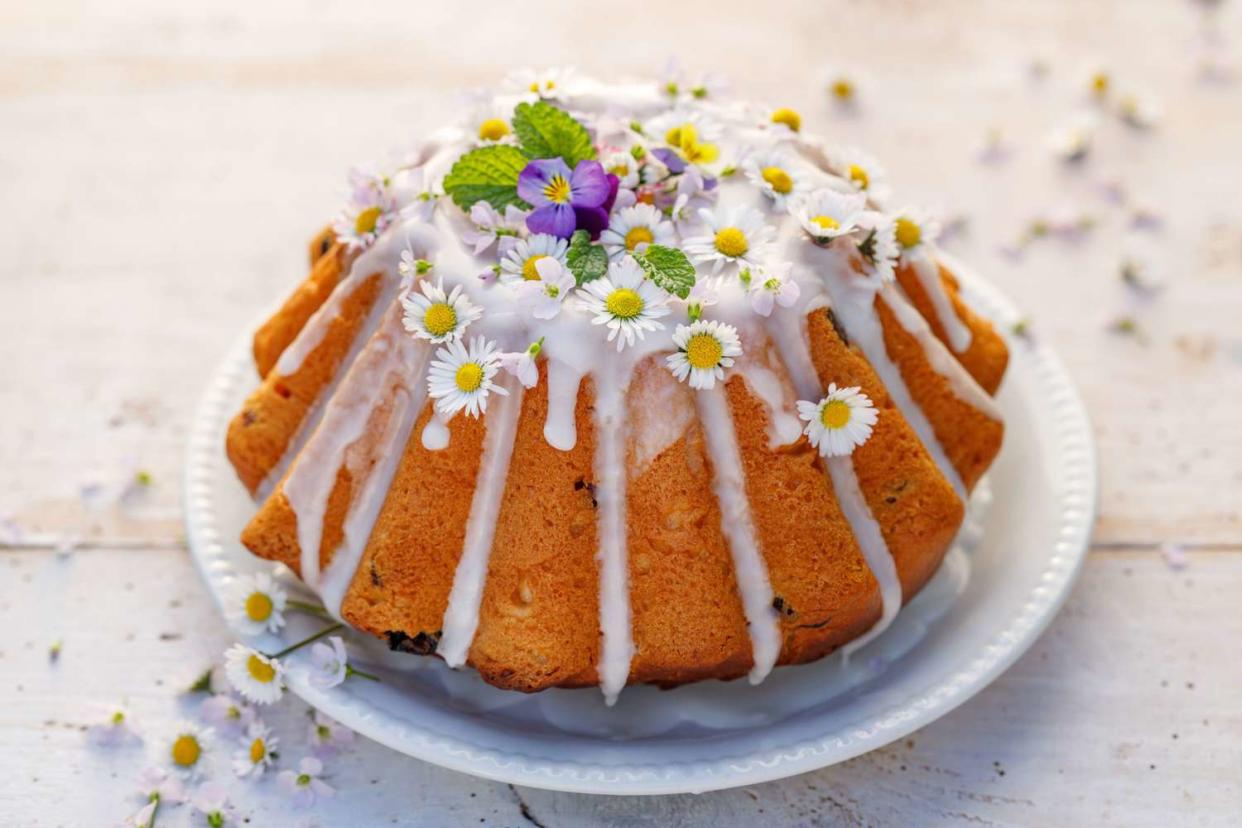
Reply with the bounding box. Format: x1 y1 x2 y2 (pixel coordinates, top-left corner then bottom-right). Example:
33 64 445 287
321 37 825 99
665 320 744 390
278 757 335 809
233 720 279 779
227 571 287 637
797 384 879 457
308 711 355 759
308 636 349 689
199 694 255 739
224 644 285 705
744 261 801 317
514 257 575 319
576 257 671 350
427 335 509 419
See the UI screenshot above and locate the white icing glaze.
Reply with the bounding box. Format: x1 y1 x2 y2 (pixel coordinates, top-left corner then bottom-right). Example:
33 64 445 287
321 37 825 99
592 356 636 705
694 384 781 684
437 378 525 668
543 358 584 451
285 303 427 598
804 244 968 501
909 249 973 353
881 282 1002 422
763 305 906 653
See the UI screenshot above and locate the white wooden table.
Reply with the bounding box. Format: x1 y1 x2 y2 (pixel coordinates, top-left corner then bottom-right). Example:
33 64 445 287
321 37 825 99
3 1 1241 825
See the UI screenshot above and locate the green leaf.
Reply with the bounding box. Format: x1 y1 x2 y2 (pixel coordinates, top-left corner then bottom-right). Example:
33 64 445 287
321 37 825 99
631 244 696 298
512 101 596 166
566 229 609 286
186 667 214 694
442 145 531 211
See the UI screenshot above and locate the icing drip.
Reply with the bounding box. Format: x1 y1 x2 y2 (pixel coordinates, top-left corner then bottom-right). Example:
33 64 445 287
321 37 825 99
593 360 636 705
437 378 525 668
543 359 585 451
763 307 906 654
810 248 968 501
734 359 804 448
910 250 972 354
881 283 1002 422
694 384 782 684
421 411 450 451
285 303 427 595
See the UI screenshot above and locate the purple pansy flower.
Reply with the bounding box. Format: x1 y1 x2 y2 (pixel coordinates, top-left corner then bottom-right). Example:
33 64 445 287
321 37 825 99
518 158 619 239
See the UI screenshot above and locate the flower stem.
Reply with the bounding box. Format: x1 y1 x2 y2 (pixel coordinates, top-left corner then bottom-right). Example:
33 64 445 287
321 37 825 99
268 623 343 660
286 599 331 618
345 663 381 683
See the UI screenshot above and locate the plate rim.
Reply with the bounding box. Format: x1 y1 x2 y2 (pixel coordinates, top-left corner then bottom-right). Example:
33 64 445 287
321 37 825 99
183 258 1097 795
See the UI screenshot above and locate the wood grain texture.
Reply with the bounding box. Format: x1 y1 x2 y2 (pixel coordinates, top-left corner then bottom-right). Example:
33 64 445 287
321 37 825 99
1 0 1240 824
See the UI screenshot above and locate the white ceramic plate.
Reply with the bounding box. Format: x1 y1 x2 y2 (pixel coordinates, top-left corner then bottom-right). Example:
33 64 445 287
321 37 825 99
184 259 1096 795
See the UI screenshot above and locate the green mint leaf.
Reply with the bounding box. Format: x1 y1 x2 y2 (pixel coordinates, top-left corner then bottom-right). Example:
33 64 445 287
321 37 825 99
512 101 596 166
631 244 696 298
566 229 609 286
186 667 214 694
442 145 531 211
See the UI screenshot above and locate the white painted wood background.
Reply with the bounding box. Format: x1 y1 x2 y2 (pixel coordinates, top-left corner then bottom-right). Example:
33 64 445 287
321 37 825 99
2 0 1241 825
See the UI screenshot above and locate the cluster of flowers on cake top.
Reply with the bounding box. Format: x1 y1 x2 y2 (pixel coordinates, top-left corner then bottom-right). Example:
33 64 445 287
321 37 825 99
331 72 950 456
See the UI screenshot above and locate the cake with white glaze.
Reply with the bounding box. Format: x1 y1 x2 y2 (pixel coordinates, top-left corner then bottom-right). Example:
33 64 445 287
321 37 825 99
226 70 1007 704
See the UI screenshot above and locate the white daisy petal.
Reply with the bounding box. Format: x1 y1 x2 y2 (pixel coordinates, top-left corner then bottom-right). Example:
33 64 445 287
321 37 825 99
575 256 671 351
224 644 285 706
792 189 867 244
232 720 279 779
742 146 809 207
426 335 509 419
227 572 288 637
498 233 570 285
599 204 677 261
401 277 483 343
682 205 775 275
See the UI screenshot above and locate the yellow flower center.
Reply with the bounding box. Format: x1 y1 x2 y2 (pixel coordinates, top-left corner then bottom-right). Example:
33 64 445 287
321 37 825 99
847 164 869 190
521 254 547 281
1091 72 1109 96
171 735 201 767
771 107 802 132
714 227 749 258
624 226 654 250
543 174 572 204
761 166 793 194
812 215 840 232
250 738 266 764
244 591 272 622
820 400 851 430
478 118 510 141
831 78 855 101
605 288 643 320
455 363 484 392
354 206 382 235
608 162 630 177
423 303 457 337
664 124 688 145
895 217 922 249
247 654 276 684
682 140 719 164
685 334 723 369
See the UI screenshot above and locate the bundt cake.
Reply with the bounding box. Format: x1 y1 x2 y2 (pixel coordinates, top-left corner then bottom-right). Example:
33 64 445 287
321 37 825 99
225 71 1007 703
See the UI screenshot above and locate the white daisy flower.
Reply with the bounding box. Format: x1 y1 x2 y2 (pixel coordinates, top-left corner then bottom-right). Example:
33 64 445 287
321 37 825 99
515 257 575 320
659 58 730 101
309 711 355 759
855 212 900 282
599 204 676 260
797 384 879 457
499 233 570 285
770 106 803 134
682 205 775 274
831 148 890 203
1118 92 1161 129
666 320 743 390
744 261 801 317
892 207 942 255
87 707 140 748
644 110 723 167
332 168 397 251
401 278 483 344
199 694 255 738
576 257 671 351
792 189 868 244
601 147 641 189
308 636 348 689
686 277 720 321
427 335 509 419
224 643 285 705
1047 114 1096 163
506 66 575 99
500 339 543 389
191 782 239 826
129 766 185 827
278 756 335 809
742 147 807 206
227 571 287 637
169 721 212 776
466 101 514 145
460 201 527 255
233 720 279 779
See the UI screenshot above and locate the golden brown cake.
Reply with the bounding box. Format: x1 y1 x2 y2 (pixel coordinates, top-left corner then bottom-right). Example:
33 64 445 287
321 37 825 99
225 73 1006 703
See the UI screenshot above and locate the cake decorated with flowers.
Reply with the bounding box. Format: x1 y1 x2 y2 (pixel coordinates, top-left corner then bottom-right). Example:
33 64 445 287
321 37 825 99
225 70 1007 703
